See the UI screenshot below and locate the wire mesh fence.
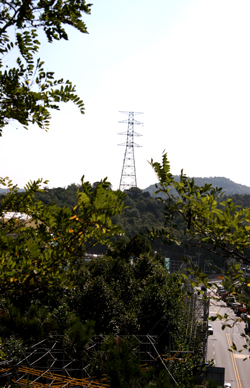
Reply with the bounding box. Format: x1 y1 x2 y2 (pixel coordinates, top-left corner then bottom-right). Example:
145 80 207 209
0 335 159 387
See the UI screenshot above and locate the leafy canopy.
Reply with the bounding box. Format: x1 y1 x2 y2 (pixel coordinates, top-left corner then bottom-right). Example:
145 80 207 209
150 152 250 265
0 176 126 295
0 0 92 135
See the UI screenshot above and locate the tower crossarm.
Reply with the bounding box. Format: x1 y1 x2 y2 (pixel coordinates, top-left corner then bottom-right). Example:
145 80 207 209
118 131 142 136
119 110 143 115
118 142 142 147
119 119 143 126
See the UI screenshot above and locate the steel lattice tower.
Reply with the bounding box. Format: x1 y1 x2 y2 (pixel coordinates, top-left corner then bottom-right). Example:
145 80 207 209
118 111 143 191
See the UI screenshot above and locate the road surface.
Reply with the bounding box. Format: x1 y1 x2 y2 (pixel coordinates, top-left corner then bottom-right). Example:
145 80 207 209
207 294 250 388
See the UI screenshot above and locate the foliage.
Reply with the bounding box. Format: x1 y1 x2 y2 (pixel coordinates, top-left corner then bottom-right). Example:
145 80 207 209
0 176 126 363
0 0 91 135
0 301 95 362
30 184 174 255
91 336 153 388
0 176 125 295
113 187 166 238
34 183 80 208
150 152 250 266
106 234 165 265
32 185 167 242
221 193 250 208
69 235 185 341
15 183 250 272
149 152 250 364
0 176 213 383
153 370 176 388
63 318 95 361
22 183 239 271
0 1 218 383
67 234 208 387
91 335 205 388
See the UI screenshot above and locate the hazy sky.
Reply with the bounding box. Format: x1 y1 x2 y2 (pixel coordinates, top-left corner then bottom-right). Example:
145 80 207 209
1 0 250 190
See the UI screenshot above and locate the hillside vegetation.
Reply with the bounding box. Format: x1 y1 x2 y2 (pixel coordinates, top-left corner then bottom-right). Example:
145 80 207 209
1 182 247 270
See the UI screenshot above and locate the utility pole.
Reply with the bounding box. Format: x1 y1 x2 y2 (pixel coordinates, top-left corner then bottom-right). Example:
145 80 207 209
118 111 143 191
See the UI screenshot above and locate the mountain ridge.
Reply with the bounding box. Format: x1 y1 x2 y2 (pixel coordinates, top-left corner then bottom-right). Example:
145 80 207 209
143 176 250 196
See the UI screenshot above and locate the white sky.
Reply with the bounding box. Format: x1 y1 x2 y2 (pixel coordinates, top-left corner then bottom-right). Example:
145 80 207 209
1 0 250 190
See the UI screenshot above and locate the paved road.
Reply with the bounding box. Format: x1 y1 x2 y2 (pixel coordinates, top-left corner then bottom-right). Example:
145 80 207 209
207 295 250 388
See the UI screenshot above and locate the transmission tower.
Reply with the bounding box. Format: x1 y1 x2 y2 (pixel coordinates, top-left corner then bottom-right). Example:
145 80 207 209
118 111 143 191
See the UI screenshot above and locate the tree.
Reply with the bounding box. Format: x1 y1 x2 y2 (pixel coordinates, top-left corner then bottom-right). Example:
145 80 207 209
150 152 250 266
91 336 153 388
67 235 205 387
0 0 91 135
70 236 197 348
0 176 126 352
150 153 250 358
0 175 125 292
0 3 214 384
0 0 131 369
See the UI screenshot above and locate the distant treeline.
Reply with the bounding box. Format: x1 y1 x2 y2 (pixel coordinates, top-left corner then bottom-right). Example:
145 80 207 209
2 183 250 238
2 184 250 270
31 184 250 228
34 184 167 238
35 184 79 208
222 193 250 208
34 185 250 270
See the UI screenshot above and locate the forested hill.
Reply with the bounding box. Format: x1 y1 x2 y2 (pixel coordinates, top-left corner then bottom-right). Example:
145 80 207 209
2 183 249 235
2 183 250 260
144 176 250 196
32 185 166 238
